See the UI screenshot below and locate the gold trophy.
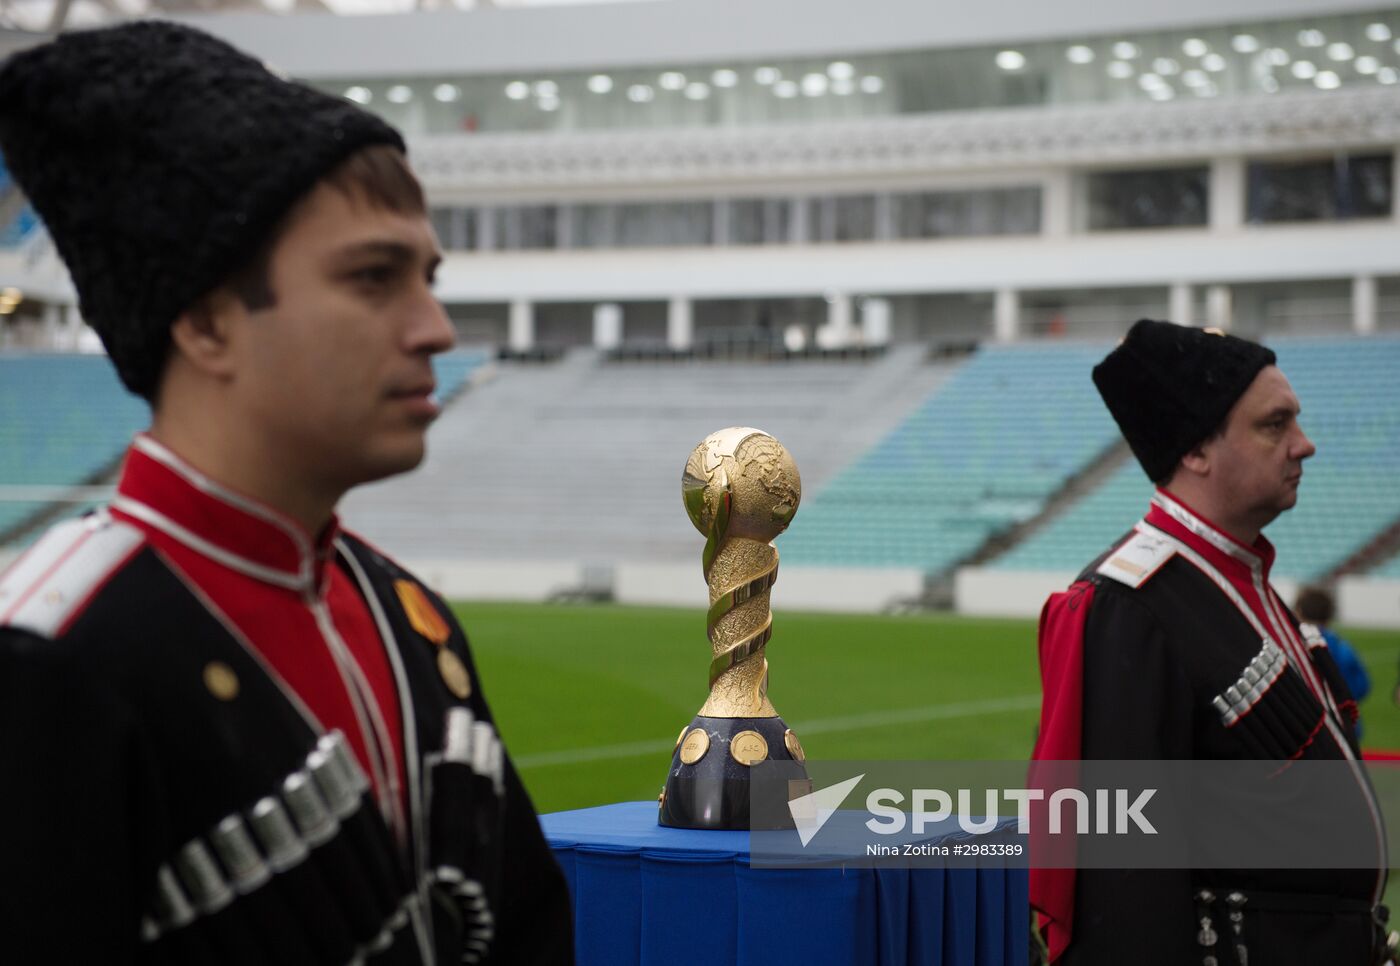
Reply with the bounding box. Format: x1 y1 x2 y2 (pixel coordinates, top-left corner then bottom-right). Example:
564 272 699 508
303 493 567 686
659 427 809 830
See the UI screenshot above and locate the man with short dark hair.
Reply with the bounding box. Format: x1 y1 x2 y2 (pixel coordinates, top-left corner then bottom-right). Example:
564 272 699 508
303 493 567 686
1030 320 1386 964
0 23 572 964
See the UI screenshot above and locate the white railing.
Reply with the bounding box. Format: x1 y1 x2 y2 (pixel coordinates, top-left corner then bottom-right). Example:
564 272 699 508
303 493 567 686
409 87 1400 191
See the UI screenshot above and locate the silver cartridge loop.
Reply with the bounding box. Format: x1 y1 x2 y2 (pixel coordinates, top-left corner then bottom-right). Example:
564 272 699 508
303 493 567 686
470 721 495 776
210 814 272 893
307 748 361 822
282 769 342 847
248 796 310 873
174 839 234 916
152 864 197 929
488 739 505 797
444 707 475 764
317 731 371 797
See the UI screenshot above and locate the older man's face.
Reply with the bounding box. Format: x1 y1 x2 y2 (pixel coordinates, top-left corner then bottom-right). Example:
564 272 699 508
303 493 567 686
1200 365 1316 532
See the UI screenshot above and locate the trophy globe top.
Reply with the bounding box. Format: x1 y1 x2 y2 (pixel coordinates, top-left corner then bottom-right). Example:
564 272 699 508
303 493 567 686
681 426 802 544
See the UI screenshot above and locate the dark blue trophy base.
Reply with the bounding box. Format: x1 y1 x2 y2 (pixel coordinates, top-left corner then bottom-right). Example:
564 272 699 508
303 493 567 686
658 715 808 830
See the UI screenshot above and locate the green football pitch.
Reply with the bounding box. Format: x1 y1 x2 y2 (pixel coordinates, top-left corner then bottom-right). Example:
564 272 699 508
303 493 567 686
451 602 1400 816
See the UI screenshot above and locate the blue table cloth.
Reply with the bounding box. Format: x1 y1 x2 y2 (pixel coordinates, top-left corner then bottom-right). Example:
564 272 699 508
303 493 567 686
541 801 1029 966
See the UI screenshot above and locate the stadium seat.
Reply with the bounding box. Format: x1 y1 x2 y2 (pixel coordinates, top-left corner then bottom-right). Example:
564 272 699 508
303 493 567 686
992 336 1400 580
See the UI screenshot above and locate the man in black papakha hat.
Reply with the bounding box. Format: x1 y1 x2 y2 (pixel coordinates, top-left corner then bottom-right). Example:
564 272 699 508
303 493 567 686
0 22 572 965
1027 320 1388 965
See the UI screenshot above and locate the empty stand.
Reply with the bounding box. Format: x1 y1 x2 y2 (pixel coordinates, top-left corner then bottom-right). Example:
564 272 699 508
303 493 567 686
0 353 147 539
339 346 956 564
432 349 491 403
994 336 1400 580
776 342 1119 572
0 349 489 546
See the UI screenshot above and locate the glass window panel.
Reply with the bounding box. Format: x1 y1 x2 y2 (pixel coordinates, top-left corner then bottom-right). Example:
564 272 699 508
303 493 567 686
1247 153 1393 223
834 195 877 242
893 187 1042 238
575 204 619 248
728 199 766 245
1084 167 1208 230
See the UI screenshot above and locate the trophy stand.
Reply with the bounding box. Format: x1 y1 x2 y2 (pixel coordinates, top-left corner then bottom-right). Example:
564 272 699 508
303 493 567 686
659 427 809 831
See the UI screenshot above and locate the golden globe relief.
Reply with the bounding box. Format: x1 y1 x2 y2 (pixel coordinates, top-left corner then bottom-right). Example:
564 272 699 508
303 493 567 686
682 427 801 545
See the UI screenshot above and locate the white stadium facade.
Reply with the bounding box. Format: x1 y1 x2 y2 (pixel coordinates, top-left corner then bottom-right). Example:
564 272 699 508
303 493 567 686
3 0 1400 625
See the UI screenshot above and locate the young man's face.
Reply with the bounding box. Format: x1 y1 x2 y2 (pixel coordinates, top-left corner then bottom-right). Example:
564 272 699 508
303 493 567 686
227 180 454 494
1200 365 1316 531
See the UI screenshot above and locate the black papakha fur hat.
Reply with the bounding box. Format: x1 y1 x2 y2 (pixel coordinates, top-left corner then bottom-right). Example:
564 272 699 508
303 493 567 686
1092 319 1277 483
0 21 405 399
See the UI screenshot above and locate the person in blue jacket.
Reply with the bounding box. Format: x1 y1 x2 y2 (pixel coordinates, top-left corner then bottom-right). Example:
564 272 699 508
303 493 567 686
1296 585 1371 740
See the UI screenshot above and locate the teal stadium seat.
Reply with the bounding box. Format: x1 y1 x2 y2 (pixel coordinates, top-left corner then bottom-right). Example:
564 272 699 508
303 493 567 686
779 343 1119 571
0 352 148 542
431 349 490 403
0 154 40 248
0 350 487 546
994 336 1400 580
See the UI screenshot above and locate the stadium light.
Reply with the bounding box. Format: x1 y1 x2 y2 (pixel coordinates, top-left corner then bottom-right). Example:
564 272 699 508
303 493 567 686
1112 41 1139 60
626 84 655 103
1327 43 1355 62
859 75 884 94
802 73 828 96
1366 23 1392 43
1380 67 1399 84
538 95 560 112
1182 38 1208 58
711 69 739 88
827 62 855 81
995 50 1026 71
1291 60 1317 80
344 86 372 104
1182 69 1208 88
1314 71 1341 90
1107 61 1134 79
1153 58 1180 76
831 78 855 95
386 85 413 104
505 81 530 100
1201 54 1226 73
1231 34 1260 54
774 80 799 98
1066 45 1094 65
1267 48 1290 66
432 83 460 103
1356 56 1380 75
1297 29 1325 48
754 67 780 86
685 82 710 101
1148 86 1175 101
533 80 559 98
587 74 613 94
659 72 686 91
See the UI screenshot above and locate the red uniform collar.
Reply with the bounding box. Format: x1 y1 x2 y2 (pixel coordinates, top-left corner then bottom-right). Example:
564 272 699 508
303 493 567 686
112 434 338 594
1145 487 1276 583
